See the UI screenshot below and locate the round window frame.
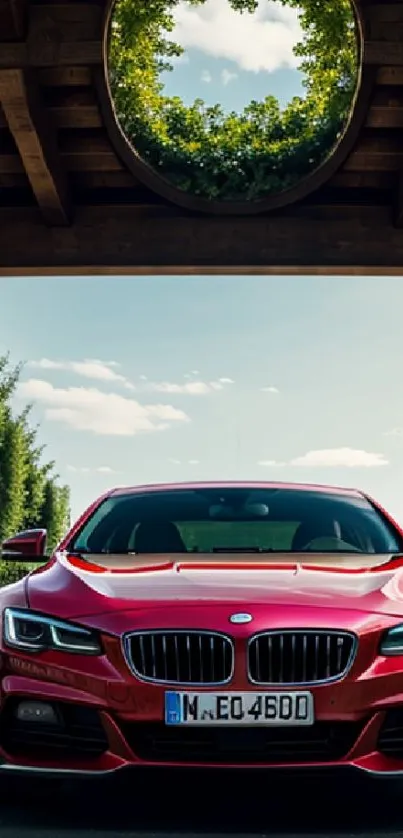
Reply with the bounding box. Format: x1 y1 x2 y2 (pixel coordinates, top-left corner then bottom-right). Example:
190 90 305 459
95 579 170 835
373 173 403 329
99 0 373 216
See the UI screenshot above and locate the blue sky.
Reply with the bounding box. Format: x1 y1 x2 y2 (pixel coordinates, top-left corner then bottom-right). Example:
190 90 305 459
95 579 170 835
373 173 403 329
160 0 304 111
1 275 403 526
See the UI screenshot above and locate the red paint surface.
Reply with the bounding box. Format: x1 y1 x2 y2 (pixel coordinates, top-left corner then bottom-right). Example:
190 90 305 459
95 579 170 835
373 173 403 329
1 480 403 775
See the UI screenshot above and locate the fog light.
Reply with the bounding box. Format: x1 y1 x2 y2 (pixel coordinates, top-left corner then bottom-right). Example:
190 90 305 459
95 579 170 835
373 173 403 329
15 701 59 724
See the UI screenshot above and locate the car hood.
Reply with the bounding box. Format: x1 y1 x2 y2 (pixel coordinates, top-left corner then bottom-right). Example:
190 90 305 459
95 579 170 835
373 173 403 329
25 552 403 627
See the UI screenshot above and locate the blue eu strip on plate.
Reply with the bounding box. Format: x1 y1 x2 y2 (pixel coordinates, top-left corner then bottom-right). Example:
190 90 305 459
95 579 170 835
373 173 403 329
165 691 182 725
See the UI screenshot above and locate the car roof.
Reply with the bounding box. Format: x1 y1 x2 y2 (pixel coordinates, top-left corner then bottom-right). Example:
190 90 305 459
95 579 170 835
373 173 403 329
108 480 363 498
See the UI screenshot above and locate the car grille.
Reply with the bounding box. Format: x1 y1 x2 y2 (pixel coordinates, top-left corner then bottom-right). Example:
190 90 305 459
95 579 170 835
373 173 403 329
121 720 364 764
248 630 357 685
124 631 234 685
0 700 108 758
377 710 403 758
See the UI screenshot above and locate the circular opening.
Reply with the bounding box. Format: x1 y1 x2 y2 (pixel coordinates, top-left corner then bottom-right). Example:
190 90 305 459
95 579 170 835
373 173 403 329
106 0 361 211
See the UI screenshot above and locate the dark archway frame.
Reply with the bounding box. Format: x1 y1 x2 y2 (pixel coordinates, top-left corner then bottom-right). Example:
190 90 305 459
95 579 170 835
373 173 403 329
97 0 374 216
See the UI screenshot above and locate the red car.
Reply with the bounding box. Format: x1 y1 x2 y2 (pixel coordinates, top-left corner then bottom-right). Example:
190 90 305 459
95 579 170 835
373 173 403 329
1 479 403 779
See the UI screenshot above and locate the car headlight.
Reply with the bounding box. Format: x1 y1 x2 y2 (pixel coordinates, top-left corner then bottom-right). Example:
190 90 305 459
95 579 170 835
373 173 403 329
380 625 403 656
3 608 102 655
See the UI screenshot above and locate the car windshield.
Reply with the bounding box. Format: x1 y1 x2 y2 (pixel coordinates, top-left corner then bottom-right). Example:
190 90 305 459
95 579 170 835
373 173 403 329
67 487 402 557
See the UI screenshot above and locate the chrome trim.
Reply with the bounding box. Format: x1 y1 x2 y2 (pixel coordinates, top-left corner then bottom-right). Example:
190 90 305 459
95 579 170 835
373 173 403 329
3 762 402 779
0 763 125 778
122 629 235 686
379 624 403 656
0 762 391 778
247 629 358 686
229 613 253 625
358 766 403 777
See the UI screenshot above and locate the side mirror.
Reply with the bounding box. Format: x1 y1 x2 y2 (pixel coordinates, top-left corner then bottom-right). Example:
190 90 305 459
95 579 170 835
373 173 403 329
1 529 47 562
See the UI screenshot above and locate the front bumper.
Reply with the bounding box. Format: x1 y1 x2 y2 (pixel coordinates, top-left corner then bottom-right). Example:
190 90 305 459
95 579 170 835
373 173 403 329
2 663 403 778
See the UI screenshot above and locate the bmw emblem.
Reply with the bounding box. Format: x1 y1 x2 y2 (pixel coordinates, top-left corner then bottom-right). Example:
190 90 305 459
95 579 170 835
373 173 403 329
229 613 253 624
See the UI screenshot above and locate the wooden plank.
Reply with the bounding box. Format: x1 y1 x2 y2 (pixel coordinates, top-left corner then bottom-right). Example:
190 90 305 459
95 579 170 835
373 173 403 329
29 4 101 42
0 171 28 186
344 134 403 170
345 152 402 171
367 4 403 24
369 23 403 42
395 171 403 227
0 0 28 40
2 204 403 276
0 41 102 68
365 42 403 65
377 66 403 84
0 3 102 67
70 171 138 189
328 171 394 190
0 154 24 174
0 89 102 129
0 146 122 174
38 67 92 87
0 68 72 224
367 105 403 127
59 133 123 172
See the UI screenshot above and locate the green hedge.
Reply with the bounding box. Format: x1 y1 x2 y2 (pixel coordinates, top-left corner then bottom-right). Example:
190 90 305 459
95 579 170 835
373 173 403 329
0 561 43 588
109 0 359 201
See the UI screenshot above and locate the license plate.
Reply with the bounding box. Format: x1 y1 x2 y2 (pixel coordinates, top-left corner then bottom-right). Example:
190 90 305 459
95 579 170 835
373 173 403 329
165 691 314 726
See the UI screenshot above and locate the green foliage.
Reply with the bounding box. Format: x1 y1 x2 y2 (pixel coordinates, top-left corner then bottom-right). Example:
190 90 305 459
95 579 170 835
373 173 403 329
39 480 71 555
0 354 71 586
108 0 359 201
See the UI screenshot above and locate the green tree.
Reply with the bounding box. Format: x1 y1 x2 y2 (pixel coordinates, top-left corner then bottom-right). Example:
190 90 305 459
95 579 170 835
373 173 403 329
108 0 358 201
39 480 71 554
0 354 71 583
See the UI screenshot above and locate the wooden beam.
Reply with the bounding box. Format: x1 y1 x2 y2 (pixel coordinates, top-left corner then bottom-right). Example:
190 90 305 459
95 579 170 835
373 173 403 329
0 35 394 73
0 2 102 67
0 69 72 225
1 204 403 276
0 0 28 40
0 89 102 130
395 172 403 228
38 67 92 88
377 67 403 85
0 41 102 69
364 42 403 66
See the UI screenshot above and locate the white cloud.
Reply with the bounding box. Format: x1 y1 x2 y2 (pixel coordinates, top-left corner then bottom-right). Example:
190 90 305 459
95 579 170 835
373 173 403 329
258 447 389 469
201 69 212 83
146 378 233 395
258 459 286 467
172 0 302 74
261 386 279 393
168 458 200 465
384 428 403 437
290 448 389 468
221 68 238 86
67 465 117 475
17 379 189 436
28 358 135 390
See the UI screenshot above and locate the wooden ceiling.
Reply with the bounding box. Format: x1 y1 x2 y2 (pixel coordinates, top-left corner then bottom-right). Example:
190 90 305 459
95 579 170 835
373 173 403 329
1 0 403 275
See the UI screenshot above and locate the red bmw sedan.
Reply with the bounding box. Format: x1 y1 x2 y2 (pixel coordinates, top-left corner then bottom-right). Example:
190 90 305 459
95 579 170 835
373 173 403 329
1 480 403 779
